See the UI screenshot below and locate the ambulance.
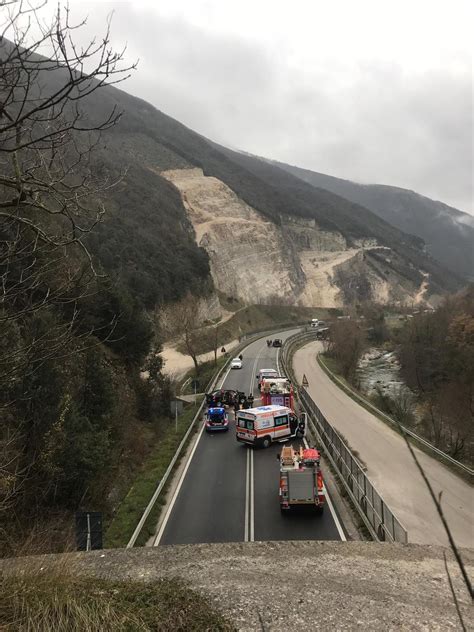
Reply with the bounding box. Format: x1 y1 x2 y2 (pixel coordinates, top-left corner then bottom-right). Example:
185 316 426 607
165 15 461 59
235 405 305 448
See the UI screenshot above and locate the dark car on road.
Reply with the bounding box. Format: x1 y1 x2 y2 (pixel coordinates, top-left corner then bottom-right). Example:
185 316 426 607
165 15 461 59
206 389 244 407
272 339 282 347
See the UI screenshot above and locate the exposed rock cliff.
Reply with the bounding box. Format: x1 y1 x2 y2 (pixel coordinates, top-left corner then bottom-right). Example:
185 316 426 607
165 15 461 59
161 168 435 308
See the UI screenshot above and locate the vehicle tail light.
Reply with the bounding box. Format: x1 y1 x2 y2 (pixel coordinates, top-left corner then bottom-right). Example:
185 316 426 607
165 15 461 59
317 471 324 492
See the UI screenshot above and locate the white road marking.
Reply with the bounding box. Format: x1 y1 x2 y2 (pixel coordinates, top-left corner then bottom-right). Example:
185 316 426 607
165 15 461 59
249 342 265 395
249 448 254 541
303 436 347 542
276 346 281 374
153 418 206 546
153 360 235 546
218 364 233 389
243 343 265 541
244 448 250 542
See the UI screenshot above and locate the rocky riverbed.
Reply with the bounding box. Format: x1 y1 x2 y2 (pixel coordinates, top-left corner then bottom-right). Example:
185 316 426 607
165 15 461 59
356 347 414 401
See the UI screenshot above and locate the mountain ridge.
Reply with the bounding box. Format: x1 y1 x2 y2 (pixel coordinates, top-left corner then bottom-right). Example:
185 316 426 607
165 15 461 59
13 43 463 307
261 157 473 280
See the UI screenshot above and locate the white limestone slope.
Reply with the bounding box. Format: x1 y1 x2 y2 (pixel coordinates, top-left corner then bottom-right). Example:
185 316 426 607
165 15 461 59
161 168 423 307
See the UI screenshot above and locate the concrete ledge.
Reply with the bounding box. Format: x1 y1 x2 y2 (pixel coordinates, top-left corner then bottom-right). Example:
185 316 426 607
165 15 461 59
3 541 472 631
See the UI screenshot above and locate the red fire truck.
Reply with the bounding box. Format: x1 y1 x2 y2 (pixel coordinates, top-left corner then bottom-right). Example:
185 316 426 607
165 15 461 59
260 376 294 410
278 445 325 513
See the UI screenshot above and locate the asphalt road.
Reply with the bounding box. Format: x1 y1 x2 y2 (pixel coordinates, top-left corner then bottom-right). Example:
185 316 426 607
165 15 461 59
156 330 342 545
293 341 473 548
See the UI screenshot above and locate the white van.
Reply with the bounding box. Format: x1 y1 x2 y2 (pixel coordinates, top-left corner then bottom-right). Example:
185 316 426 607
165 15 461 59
256 368 279 390
236 405 305 448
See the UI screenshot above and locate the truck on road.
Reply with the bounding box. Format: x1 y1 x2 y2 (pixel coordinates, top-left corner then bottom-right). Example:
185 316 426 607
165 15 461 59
261 376 294 410
256 368 279 390
278 445 325 513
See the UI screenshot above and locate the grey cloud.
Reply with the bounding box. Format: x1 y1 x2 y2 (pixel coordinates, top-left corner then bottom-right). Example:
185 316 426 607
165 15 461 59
82 4 473 213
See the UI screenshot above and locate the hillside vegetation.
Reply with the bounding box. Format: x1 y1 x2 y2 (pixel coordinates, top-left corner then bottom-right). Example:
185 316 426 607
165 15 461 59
325 288 474 465
273 159 474 281
32 46 462 304
1 570 232 631
0 2 467 556
0 10 200 555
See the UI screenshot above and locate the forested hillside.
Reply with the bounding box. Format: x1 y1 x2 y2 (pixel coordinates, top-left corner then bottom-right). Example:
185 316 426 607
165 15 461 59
33 44 461 302
96 93 462 297
0 10 203 554
271 159 474 281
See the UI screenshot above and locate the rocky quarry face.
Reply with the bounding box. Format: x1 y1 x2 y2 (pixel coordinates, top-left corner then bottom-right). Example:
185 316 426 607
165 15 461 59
162 168 431 308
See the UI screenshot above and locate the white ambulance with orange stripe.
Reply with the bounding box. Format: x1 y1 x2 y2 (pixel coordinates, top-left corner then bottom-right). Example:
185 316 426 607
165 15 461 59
235 405 305 449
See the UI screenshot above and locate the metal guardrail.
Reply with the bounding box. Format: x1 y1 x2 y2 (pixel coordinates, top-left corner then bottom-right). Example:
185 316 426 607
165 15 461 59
281 331 408 543
127 326 302 547
317 354 474 478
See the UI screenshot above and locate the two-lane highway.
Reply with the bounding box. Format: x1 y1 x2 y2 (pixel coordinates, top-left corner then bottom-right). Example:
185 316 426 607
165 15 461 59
154 330 343 545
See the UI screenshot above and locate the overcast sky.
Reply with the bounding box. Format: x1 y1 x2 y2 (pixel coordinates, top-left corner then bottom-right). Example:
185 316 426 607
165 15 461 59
49 1 474 212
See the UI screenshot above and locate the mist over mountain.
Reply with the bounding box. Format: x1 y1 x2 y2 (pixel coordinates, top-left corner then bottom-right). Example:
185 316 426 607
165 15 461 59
13 41 463 309
269 160 473 281
67 79 463 309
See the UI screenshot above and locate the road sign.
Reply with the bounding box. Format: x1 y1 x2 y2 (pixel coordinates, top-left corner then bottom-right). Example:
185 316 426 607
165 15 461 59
302 374 309 387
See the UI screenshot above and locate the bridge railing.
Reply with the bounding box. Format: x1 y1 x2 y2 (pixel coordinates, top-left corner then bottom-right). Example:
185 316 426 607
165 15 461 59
280 331 408 544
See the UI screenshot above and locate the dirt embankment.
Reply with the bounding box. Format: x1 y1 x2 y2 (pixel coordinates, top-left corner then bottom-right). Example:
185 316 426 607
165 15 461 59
161 339 239 377
2 541 472 631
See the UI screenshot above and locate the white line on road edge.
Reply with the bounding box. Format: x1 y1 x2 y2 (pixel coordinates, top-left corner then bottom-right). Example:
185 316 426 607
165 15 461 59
153 419 206 546
276 346 281 374
152 363 234 547
244 448 250 542
249 448 254 541
303 436 346 542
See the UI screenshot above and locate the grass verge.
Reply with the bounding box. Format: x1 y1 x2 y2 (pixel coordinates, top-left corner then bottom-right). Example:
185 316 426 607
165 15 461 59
105 403 200 548
180 356 227 395
0 570 234 631
177 304 339 357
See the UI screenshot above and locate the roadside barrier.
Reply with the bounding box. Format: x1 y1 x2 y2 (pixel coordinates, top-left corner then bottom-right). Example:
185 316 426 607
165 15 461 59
281 331 408 544
317 354 474 479
127 326 303 548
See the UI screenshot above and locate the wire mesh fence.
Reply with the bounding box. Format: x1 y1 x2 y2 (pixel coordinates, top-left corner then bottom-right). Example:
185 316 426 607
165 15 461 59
281 333 408 544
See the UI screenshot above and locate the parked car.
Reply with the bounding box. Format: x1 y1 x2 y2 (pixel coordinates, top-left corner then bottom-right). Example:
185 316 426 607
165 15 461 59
206 389 235 407
231 357 242 369
272 339 282 347
205 407 229 432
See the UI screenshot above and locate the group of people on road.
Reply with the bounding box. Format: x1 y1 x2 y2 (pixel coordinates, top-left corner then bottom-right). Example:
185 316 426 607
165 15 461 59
206 388 254 411
233 391 254 413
